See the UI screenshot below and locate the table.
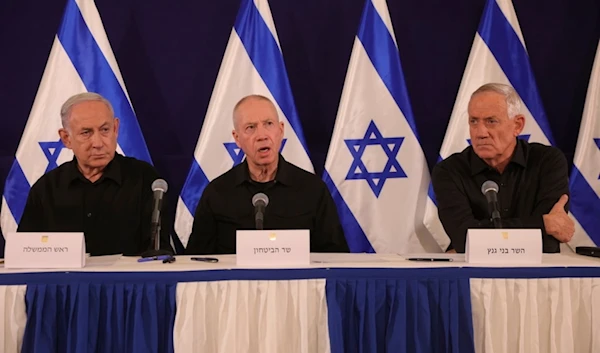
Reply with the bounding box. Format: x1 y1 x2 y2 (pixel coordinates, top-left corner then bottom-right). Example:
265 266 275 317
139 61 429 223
1 253 599 353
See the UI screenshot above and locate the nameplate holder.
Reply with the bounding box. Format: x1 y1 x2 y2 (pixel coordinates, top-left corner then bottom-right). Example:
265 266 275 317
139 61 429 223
4 232 86 269
236 229 309 267
465 228 542 264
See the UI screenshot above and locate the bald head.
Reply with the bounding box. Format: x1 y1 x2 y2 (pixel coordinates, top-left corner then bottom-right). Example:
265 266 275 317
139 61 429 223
232 95 279 131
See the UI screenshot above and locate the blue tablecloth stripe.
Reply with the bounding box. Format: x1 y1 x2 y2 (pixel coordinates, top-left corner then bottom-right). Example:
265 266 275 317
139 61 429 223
326 277 475 353
3 266 600 286
22 282 176 353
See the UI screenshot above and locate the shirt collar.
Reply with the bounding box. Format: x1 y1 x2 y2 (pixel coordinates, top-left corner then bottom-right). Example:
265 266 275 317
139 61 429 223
234 154 293 186
469 138 528 175
65 153 123 186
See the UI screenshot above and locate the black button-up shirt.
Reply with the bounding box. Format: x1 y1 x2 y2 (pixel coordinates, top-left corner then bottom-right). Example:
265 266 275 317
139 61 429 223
18 154 172 256
431 139 569 253
185 155 349 254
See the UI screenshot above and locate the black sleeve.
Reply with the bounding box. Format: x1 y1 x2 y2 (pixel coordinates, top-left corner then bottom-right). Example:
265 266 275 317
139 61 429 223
432 162 485 253
491 148 569 251
311 182 349 253
17 184 44 232
185 185 218 255
432 148 569 253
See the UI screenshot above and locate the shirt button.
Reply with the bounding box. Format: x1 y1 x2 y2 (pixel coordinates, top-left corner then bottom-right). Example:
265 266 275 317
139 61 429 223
503 208 508 212
87 213 92 218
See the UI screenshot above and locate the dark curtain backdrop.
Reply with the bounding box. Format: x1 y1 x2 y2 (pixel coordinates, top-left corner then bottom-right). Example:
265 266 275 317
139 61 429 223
0 0 599 240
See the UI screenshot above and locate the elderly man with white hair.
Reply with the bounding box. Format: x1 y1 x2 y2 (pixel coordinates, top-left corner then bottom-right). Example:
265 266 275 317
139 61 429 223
432 83 574 253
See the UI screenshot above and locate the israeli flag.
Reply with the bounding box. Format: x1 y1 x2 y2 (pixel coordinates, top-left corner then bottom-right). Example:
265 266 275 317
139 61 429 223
323 0 441 254
1 0 152 240
423 0 554 248
174 0 314 247
568 40 600 248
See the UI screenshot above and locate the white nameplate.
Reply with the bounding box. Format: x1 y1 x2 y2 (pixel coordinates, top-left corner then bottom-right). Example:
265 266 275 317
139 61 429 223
236 229 310 267
4 232 86 269
465 229 542 264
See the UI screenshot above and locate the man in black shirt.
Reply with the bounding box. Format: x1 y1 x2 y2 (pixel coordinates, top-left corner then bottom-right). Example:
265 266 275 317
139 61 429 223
18 92 172 256
185 95 349 254
432 83 574 253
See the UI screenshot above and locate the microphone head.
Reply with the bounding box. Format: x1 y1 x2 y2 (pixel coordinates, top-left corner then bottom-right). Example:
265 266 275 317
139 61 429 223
252 192 269 207
481 180 499 195
151 179 168 193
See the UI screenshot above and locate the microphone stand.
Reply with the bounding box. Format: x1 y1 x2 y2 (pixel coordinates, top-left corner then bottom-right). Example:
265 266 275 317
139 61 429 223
141 219 172 257
491 209 503 228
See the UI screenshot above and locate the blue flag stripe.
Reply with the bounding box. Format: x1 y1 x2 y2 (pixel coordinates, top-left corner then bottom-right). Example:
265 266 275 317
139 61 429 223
569 167 600 245
180 161 210 216
357 0 420 141
4 160 31 224
323 171 374 253
57 0 152 164
233 0 310 155
428 154 444 206
427 183 437 206
477 0 555 146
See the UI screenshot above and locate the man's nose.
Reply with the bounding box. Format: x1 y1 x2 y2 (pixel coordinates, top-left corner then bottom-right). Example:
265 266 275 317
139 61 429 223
90 132 103 147
473 124 489 138
256 124 268 137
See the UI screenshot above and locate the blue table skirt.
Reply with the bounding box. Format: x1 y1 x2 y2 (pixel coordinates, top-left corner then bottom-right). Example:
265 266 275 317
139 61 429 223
326 277 473 353
2 267 600 353
23 282 176 353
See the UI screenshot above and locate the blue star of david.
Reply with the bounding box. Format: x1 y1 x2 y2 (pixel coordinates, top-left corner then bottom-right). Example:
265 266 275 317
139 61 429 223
224 139 288 166
344 120 406 197
595 138 600 179
39 139 65 173
467 134 530 145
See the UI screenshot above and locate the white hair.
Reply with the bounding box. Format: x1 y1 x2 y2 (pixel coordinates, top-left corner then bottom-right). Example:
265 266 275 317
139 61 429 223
471 83 522 119
60 92 114 129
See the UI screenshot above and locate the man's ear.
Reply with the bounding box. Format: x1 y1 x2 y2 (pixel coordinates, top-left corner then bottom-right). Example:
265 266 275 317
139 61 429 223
58 128 72 149
513 114 525 136
113 117 120 138
232 129 241 148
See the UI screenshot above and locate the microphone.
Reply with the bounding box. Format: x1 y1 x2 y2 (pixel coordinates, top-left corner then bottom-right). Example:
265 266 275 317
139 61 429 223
252 193 269 230
141 179 172 257
481 180 503 228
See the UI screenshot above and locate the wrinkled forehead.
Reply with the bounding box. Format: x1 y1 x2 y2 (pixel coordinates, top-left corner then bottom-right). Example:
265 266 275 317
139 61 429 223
234 98 279 126
69 101 115 127
468 92 507 117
